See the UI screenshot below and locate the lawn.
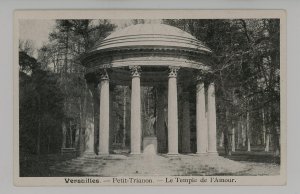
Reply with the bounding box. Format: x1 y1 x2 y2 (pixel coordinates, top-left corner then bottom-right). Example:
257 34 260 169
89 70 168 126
19 148 280 177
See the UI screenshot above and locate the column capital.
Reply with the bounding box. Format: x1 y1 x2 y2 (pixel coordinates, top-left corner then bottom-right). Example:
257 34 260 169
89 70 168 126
196 81 205 95
193 69 215 85
195 74 205 83
208 82 216 97
100 69 109 80
168 66 180 78
94 69 110 81
129 65 141 77
208 81 215 86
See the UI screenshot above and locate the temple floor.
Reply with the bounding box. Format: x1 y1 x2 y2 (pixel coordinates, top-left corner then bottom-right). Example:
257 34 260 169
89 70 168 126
47 154 280 176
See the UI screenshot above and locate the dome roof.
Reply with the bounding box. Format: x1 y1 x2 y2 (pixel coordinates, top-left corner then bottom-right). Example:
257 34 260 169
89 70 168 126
81 24 213 72
89 23 212 53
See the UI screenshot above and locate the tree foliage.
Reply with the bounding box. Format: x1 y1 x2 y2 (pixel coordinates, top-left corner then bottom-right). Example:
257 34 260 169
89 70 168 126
37 19 116 153
19 51 64 155
19 19 280 157
163 19 280 155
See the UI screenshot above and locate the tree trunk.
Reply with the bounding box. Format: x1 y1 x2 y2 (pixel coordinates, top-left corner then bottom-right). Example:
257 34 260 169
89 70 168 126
262 108 266 145
47 135 51 154
231 124 235 152
62 120 67 149
37 96 41 155
223 109 230 155
242 118 246 147
37 117 41 155
236 119 241 149
78 98 83 149
219 132 224 147
69 120 73 148
246 111 251 152
265 133 270 152
74 123 80 151
270 105 280 156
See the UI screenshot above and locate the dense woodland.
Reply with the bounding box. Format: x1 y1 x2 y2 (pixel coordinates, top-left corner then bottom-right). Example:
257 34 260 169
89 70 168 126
19 19 280 157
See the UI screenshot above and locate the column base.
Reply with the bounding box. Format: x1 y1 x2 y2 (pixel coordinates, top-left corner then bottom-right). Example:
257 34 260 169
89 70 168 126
166 153 180 160
95 153 110 160
130 153 142 159
195 152 208 156
98 153 109 156
130 152 141 155
82 151 96 158
207 151 218 156
167 152 179 156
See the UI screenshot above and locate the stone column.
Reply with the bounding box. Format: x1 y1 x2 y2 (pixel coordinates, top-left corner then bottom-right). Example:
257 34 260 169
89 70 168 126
182 92 191 153
99 70 110 155
196 81 208 155
109 85 114 152
207 82 218 155
167 66 180 155
84 82 96 155
130 66 141 155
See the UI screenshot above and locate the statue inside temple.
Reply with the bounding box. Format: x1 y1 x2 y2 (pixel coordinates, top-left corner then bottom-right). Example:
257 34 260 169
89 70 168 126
145 114 156 136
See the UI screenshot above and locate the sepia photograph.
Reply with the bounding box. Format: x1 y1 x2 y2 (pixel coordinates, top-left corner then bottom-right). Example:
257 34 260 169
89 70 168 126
14 10 286 186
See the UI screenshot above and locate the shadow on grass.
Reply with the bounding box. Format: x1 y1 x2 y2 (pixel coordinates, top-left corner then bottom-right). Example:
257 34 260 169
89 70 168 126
20 153 77 177
218 146 280 164
20 146 280 177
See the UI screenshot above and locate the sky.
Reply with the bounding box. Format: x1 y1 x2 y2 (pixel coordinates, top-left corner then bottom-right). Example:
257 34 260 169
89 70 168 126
19 19 162 56
19 19 56 50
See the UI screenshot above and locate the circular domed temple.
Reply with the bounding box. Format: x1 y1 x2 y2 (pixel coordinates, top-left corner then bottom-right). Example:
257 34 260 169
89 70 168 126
80 23 217 156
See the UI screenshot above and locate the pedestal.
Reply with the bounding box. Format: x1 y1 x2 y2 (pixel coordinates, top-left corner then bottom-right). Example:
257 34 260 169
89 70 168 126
143 136 158 155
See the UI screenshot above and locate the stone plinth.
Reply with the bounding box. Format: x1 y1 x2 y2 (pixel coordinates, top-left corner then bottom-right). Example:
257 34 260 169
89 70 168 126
143 136 158 155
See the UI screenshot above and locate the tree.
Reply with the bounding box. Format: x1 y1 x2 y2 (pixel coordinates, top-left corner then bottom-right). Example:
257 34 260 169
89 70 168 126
36 20 116 154
19 50 64 155
163 19 280 156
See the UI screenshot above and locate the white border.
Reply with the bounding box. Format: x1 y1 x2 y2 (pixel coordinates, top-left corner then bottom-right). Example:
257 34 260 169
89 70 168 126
0 0 298 193
13 9 286 187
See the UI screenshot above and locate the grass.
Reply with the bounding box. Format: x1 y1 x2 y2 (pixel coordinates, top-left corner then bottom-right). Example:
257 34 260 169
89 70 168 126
218 146 280 164
19 146 280 177
20 153 76 177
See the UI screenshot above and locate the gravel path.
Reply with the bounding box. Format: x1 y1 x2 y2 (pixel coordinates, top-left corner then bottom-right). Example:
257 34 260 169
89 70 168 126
50 154 279 176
